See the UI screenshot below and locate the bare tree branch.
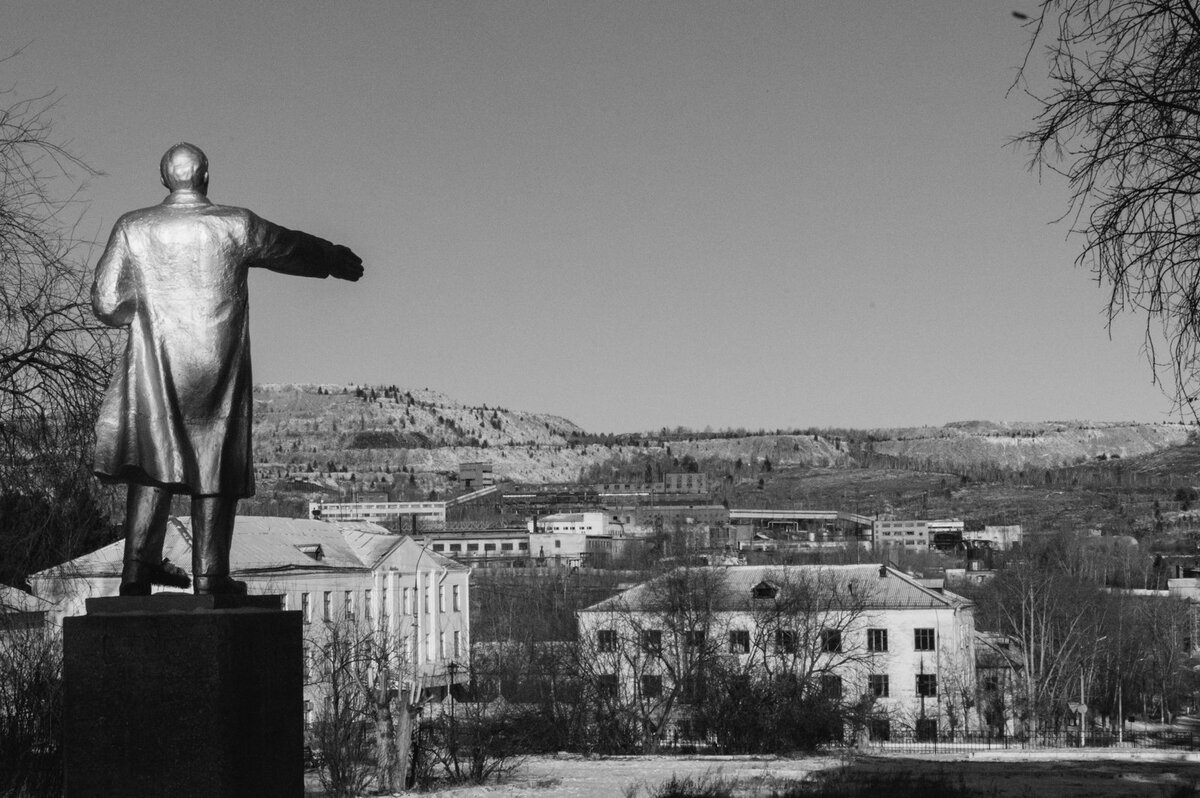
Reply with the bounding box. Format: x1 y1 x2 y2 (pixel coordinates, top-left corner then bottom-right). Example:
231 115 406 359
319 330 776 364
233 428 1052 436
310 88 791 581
1018 0 1200 414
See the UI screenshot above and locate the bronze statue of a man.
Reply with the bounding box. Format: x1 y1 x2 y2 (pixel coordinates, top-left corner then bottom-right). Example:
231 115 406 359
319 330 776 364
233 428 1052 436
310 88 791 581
92 143 363 596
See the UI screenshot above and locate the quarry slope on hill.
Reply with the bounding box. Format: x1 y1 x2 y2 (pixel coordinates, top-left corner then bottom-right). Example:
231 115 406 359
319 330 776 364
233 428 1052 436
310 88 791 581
248 385 1195 507
862 420 1192 470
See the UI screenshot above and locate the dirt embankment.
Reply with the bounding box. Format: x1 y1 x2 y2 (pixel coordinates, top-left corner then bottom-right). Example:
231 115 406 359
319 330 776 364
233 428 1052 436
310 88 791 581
865 421 1192 471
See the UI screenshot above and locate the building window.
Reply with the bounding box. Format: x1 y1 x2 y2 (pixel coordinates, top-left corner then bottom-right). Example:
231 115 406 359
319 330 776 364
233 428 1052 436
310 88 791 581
438 586 446 613
916 718 938 742
401 587 410 617
302 645 311 680
640 629 662 654
364 589 373 623
917 674 938 697
685 630 706 648
322 591 332 622
597 629 617 652
775 629 798 654
729 630 750 654
821 629 842 653
439 632 446 659
597 673 618 698
484 543 496 551
453 630 461 658
501 542 514 551
344 590 354 619
519 542 529 551
301 593 312 624
821 674 842 698
681 673 706 704
452 584 461 612
449 543 461 552
432 544 444 552
641 674 663 699
425 633 432 663
868 717 890 742
554 540 561 549
752 581 778 600
868 674 889 697
383 586 391 617
914 628 935 651
467 543 479 552
867 629 888 652
424 585 430 614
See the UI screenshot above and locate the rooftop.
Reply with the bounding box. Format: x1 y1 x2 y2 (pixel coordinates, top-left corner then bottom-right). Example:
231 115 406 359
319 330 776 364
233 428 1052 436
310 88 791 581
33 516 467 579
580 564 972 614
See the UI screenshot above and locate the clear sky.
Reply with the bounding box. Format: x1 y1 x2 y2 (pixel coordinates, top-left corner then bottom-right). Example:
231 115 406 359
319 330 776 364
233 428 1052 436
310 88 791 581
3 1 1178 433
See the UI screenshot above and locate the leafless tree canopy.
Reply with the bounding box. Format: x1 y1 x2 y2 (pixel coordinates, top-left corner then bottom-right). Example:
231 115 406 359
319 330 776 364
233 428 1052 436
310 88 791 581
0 73 114 584
0 87 108 488
1018 0 1200 409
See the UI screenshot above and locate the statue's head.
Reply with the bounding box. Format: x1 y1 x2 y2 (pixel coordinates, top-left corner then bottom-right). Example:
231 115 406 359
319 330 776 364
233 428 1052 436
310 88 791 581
160 143 209 194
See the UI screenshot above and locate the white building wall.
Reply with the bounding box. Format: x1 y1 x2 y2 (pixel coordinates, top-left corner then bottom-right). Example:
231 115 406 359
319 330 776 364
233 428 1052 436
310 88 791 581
577 596 975 737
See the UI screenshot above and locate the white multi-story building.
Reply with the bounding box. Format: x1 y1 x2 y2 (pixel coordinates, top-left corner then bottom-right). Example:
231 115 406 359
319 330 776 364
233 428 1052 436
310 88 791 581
969 525 1023 551
873 519 931 549
529 511 607 536
577 564 975 742
309 500 447 528
30 517 471 717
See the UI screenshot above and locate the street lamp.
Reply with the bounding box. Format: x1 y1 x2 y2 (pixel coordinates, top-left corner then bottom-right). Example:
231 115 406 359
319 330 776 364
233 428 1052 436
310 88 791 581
447 661 459 763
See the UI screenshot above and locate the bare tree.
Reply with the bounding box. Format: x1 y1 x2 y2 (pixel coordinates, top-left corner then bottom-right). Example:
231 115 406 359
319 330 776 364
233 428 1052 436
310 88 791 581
0 619 62 798
306 610 418 796
0 69 114 586
576 566 731 753
699 568 881 751
975 560 1107 735
576 566 884 754
1017 1 1200 410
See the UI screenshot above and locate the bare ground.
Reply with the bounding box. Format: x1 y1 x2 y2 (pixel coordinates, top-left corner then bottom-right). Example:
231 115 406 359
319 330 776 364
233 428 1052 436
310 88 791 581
309 750 1200 797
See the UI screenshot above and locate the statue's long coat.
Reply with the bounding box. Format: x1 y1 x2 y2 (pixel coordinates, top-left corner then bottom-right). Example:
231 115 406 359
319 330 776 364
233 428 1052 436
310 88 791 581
92 190 344 498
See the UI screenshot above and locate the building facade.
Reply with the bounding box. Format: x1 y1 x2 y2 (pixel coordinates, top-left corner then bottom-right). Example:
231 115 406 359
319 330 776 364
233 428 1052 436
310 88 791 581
309 500 447 530
577 564 976 743
31 517 471 719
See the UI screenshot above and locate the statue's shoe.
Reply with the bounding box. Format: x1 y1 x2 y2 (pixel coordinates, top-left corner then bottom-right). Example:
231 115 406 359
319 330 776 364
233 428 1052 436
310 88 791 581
119 558 192 595
194 575 248 596
153 558 191 588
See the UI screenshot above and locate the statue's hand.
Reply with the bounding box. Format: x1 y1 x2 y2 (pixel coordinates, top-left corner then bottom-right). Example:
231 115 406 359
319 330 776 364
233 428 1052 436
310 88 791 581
330 245 364 281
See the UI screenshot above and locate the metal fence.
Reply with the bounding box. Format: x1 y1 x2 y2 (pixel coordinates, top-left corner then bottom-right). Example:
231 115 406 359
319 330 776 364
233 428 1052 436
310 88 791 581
655 729 1200 757
855 730 1200 755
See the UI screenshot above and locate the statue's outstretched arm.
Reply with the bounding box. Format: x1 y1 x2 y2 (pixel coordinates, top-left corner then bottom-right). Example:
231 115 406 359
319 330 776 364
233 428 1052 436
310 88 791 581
247 214 363 282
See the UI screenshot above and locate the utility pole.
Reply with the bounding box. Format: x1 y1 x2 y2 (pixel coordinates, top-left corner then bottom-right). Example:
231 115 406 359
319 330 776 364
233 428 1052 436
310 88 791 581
1080 670 1086 748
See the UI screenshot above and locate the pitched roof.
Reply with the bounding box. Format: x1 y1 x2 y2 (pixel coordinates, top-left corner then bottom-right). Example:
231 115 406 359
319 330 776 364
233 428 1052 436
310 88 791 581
0 584 53 613
580 564 972 614
32 516 425 578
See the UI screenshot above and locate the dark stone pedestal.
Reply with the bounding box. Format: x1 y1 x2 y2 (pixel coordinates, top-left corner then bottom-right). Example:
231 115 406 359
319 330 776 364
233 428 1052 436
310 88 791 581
63 595 303 798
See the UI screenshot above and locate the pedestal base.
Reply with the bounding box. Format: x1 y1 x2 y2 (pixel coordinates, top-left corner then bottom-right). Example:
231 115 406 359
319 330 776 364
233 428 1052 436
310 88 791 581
63 595 302 798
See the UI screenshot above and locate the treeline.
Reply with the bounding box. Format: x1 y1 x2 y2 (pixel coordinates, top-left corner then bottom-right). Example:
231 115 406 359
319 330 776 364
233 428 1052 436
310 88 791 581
855 443 1196 492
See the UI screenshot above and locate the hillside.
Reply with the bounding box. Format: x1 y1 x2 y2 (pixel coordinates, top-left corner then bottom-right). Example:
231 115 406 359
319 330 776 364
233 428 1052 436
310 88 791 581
245 384 1199 538
861 420 1192 471
249 384 855 498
